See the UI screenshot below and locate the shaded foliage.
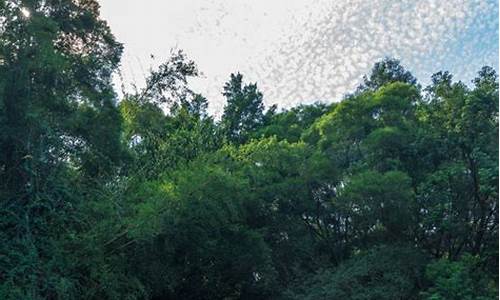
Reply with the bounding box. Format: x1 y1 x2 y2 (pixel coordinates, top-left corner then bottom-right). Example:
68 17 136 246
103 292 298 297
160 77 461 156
0 3 498 299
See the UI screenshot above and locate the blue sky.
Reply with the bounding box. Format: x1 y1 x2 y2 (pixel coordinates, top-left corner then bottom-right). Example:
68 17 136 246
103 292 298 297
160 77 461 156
99 0 498 115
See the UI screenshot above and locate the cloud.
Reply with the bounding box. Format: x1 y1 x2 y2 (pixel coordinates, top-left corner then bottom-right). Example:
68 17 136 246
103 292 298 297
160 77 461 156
100 0 498 115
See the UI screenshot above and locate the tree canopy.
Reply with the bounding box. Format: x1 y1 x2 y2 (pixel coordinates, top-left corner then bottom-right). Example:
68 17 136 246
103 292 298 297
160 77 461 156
0 2 498 299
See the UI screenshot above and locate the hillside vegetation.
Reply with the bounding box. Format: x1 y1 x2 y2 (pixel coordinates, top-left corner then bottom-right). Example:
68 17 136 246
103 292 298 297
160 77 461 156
0 1 498 299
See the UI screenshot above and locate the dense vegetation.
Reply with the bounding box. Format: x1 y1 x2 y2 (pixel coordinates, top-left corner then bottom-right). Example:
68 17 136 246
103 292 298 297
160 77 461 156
0 1 498 299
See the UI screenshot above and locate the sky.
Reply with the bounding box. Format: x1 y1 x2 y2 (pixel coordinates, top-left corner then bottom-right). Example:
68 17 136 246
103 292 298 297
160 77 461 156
98 0 499 116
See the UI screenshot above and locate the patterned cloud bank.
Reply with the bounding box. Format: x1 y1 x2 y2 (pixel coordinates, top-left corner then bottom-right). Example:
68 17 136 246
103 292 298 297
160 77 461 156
101 0 499 115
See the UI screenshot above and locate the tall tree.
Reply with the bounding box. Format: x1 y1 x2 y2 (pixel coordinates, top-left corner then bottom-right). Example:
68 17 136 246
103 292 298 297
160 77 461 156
0 0 124 184
357 57 417 92
120 52 219 179
0 1 124 298
221 73 265 145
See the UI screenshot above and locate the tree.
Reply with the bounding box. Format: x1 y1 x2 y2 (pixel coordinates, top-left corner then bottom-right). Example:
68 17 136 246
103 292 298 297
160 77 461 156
230 138 340 282
338 170 414 245
120 53 220 179
422 255 498 300
287 246 427 300
221 73 265 145
415 68 498 259
0 0 125 298
257 103 332 143
357 57 417 92
139 49 198 107
125 159 277 299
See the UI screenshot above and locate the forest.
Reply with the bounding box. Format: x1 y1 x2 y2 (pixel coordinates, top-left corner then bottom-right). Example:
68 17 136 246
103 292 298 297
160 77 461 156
0 1 498 299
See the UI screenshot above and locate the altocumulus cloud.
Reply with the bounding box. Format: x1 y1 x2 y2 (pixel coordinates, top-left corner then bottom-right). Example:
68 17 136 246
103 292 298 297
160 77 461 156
99 0 498 115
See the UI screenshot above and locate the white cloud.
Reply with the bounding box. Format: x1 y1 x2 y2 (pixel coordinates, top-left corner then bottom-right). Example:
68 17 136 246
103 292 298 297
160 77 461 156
99 0 498 116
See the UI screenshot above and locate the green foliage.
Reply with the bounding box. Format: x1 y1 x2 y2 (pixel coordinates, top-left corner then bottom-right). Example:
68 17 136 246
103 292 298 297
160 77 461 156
0 3 497 298
357 57 418 92
287 245 428 300
422 255 498 300
119 53 220 179
257 102 333 143
124 160 277 299
0 1 127 298
338 170 414 244
221 73 265 145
